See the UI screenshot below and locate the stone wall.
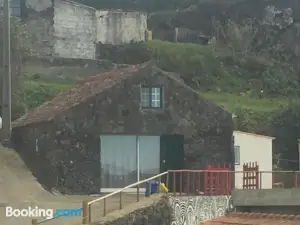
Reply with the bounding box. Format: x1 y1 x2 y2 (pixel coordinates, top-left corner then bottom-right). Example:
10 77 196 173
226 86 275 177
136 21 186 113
53 0 96 59
25 0 55 57
89 195 233 225
96 10 147 45
24 0 96 59
23 0 147 59
92 195 172 225
12 65 233 194
169 195 233 225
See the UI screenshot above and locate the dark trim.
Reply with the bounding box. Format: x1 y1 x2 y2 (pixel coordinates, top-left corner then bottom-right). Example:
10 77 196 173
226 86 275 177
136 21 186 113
234 145 240 165
141 85 163 109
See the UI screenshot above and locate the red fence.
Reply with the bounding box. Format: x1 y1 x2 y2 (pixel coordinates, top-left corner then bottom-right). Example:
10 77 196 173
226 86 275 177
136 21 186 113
204 164 232 195
168 163 233 196
243 162 259 189
167 162 260 196
166 162 300 196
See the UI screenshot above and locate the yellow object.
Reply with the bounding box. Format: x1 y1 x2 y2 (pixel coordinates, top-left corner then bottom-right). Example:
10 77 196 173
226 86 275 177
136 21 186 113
146 30 152 41
159 182 168 193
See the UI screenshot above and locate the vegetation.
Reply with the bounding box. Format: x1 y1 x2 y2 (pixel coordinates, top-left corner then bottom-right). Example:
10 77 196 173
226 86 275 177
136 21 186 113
12 79 73 119
75 0 199 11
100 40 300 97
3 15 298 169
200 92 291 134
16 40 298 136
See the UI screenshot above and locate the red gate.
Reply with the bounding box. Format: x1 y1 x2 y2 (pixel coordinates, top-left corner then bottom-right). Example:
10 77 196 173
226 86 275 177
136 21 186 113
204 164 232 195
243 162 259 189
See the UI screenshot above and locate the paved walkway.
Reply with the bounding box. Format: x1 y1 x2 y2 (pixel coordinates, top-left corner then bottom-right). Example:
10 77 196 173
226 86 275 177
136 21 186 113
1 194 145 225
0 146 145 225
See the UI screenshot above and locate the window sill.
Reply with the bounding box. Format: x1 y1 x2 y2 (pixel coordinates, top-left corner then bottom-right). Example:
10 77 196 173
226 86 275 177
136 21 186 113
140 108 166 113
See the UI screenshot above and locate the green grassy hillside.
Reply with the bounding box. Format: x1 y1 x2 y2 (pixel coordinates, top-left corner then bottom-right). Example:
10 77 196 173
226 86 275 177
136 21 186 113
14 40 299 136
101 40 300 98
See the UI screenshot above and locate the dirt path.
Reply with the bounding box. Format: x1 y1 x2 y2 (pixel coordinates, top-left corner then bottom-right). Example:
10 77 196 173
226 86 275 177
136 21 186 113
0 145 144 225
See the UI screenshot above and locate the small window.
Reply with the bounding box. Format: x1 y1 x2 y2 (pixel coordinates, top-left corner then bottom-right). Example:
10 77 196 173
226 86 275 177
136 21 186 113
140 86 163 109
234 146 240 165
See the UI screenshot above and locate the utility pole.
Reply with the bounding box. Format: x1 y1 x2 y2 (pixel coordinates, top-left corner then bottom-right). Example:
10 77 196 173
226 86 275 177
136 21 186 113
2 0 11 141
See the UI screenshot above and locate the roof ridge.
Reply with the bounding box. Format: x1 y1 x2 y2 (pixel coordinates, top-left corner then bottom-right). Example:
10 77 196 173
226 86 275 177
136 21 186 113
12 62 153 128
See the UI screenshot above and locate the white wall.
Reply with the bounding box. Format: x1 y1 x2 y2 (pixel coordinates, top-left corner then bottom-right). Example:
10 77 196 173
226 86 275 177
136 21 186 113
234 131 274 189
96 10 147 45
53 0 96 59
23 0 146 59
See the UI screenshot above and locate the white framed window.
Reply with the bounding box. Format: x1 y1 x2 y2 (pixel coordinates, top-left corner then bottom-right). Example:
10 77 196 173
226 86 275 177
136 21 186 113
234 146 240 165
140 86 163 108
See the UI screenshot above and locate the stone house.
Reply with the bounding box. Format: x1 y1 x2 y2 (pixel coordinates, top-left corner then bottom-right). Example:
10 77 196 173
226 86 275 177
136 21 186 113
0 0 147 59
12 62 233 194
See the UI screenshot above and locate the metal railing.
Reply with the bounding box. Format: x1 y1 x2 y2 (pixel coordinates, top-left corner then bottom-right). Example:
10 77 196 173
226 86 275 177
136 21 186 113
82 171 168 224
30 169 300 225
31 171 169 225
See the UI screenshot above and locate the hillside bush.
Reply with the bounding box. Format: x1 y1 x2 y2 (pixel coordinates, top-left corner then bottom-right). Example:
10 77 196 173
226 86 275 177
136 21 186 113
270 103 300 170
12 80 72 120
100 40 300 97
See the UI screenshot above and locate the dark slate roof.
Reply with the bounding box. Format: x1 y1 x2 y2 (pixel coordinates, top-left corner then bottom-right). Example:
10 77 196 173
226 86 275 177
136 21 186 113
13 62 150 128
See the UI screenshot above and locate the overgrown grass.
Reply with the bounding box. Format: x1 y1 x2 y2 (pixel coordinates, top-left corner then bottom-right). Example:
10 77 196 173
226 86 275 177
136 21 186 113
101 40 300 97
13 40 300 134
199 92 295 134
23 80 73 109
200 92 291 113
12 79 74 120
146 40 300 97
15 77 292 134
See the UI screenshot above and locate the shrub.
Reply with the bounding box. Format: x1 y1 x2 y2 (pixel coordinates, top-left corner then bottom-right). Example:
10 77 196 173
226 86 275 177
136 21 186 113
100 40 299 97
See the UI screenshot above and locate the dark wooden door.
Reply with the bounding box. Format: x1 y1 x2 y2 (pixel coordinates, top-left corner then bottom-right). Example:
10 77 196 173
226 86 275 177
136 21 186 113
160 134 184 192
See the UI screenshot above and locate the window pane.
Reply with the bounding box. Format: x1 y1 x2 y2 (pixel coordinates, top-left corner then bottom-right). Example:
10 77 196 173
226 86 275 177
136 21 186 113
138 136 160 186
151 87 161 108
141 87 150 107
234 146 240 165
101 135 137 191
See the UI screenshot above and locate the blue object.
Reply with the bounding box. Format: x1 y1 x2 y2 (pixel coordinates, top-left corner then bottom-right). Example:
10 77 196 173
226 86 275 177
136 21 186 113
145 180 159 197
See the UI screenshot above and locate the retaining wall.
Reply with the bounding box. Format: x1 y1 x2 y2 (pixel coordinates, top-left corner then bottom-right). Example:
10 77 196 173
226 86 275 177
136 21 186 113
169 195 233 225
232 189 300 206
92 195 233 225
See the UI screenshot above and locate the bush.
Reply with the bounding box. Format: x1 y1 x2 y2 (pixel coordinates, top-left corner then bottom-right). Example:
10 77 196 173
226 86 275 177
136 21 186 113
12 80 72 120
270 103 300 170
100 40 300 97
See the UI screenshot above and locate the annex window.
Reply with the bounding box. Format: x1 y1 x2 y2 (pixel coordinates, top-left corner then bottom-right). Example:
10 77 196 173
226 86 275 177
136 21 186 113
140 86 163 108
234 146 240 165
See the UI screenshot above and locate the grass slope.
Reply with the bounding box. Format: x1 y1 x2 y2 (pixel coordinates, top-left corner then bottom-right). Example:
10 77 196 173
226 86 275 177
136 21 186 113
103 40 300 97
14 40 298 134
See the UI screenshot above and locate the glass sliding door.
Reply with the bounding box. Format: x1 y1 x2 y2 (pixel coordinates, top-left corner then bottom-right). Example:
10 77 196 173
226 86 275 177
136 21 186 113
138 136 160 190
100 135 137 192
100 135 161 193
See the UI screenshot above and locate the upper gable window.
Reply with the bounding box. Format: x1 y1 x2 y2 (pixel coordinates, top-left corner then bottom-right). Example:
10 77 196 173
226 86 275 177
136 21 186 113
140 86 163 109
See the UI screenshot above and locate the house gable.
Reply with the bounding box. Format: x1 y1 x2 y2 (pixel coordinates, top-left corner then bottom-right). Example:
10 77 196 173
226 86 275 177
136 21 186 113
12 62 234 194
12 62 152 128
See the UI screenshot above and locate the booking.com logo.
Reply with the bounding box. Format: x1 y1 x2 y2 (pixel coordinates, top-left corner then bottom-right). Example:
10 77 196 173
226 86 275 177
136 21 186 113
5 206 82 219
